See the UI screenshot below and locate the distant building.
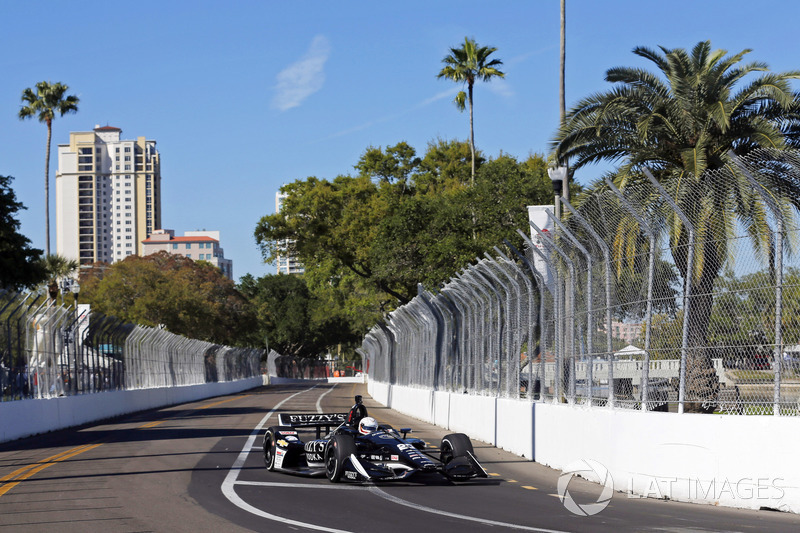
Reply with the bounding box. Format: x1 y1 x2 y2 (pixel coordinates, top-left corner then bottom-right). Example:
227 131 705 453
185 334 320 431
610 321 642 344
275 191 304 274
142 229 233 279
56 125 161 264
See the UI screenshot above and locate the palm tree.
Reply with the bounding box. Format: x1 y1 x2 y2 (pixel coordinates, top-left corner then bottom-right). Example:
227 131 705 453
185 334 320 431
438 37 505 185
39 254 79 302
19 81 80 256
553 41 800 412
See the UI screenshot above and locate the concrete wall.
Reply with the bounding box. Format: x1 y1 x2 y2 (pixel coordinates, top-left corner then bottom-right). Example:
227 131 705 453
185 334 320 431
0 376 268 444
368 381 800 514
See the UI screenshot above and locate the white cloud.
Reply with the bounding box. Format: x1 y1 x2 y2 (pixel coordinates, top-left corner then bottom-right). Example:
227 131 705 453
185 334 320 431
488 78 514 99
417 87 459 108
272 35 331 111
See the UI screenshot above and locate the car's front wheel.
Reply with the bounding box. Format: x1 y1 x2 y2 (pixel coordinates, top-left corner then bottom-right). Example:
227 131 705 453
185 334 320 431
263 427 278 470
440 433 474 465
263 425 294 471
325 434 356 482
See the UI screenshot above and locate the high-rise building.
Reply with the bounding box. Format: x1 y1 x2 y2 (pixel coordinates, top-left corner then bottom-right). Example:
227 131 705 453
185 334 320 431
275 191 304 274
56 125 161 264
142 229 234 280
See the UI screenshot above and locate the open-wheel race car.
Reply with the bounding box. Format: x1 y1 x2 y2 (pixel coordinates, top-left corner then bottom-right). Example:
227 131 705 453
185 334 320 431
262 395 488 483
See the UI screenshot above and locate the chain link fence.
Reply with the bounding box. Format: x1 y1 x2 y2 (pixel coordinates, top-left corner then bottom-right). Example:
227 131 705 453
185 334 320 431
359 148 800 415
0 291 262 401
264 349 331 379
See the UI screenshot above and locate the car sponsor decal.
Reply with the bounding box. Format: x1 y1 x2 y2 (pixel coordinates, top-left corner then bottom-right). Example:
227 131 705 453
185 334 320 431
345 471 358 480
379 434 395 439
285 414 346 424
277 440 288 447
396 443 433 464
285 435 298 441
306 453 323 462
391 455 399 461
303 440 326 453
275 448 285 468
278 431 298 435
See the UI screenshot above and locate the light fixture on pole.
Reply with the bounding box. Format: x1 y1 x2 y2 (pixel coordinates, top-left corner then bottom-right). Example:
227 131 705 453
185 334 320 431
548 166 567 219
71 281 81 308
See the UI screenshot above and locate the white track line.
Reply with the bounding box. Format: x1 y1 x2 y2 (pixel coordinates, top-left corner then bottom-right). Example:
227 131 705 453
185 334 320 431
221 385 354 533
223 383 570 533
235 480 367 490
367 486 571 533
315 384 336 414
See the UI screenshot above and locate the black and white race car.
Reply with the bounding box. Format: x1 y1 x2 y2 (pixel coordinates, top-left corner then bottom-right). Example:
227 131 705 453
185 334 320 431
262 395 488 483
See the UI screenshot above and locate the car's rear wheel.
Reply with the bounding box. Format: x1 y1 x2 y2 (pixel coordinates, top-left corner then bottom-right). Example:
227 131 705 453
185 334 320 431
325 433 356 482
440 433 474 465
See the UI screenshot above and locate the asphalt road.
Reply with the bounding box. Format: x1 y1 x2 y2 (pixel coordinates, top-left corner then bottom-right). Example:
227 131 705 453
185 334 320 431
1 381 799 532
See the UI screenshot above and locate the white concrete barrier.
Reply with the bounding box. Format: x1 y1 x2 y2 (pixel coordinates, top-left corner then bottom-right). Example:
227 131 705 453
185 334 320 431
0 375 268 444
369 381 800 514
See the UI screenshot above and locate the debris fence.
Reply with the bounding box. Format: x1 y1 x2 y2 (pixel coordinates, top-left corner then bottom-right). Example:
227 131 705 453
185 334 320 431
359 149 800 415
0 291 262 401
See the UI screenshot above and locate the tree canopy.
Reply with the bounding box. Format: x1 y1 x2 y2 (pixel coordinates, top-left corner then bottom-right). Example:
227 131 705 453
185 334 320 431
238 273 359 359
0 174 45 290
79 252 255 346
255 140 555 329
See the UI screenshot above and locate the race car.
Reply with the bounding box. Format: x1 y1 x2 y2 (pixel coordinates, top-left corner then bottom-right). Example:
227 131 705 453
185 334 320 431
262 395 488 483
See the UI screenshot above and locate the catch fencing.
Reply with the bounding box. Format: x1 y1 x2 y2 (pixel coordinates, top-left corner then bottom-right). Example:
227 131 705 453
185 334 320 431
265 349 331 380
0 291 263 401
359 148 800 415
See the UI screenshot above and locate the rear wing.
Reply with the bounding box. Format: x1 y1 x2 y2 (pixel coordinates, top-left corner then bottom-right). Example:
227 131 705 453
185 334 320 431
278 412 348 438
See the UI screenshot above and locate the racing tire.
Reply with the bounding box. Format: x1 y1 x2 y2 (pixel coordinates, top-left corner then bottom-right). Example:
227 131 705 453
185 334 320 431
325 433 356 483
440 433 474 465
263 425 294 471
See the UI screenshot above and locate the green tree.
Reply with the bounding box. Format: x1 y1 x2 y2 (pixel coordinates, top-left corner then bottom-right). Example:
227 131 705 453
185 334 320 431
238 273 358 359
553 41 800 412
256 142 554 313
80 252 255 346
437 38 505 185
19 81 79 256
39 254 78 302
354 142 421 188
0 175 45 290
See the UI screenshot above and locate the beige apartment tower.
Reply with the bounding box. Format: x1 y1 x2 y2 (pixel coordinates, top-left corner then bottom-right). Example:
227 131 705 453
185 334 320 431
275 191 304 274
56 126 161 264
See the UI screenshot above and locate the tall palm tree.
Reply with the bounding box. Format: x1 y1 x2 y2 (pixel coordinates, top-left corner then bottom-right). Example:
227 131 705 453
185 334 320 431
438 37 505 185
19 81 80 256
553 41 800 412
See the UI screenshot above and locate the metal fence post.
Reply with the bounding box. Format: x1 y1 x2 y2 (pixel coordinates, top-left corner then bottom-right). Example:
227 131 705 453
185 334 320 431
602 179 658 410
560 197 616 407
644 168 695 414
531 219 576 404
547 208 593 404
504 239 546 402
732 153 785 415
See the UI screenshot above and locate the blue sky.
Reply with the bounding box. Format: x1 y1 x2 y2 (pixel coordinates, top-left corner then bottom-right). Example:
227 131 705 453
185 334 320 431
2 0 800 282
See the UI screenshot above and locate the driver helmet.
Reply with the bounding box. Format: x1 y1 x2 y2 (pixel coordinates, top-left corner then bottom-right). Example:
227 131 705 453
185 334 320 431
358 416 378 435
